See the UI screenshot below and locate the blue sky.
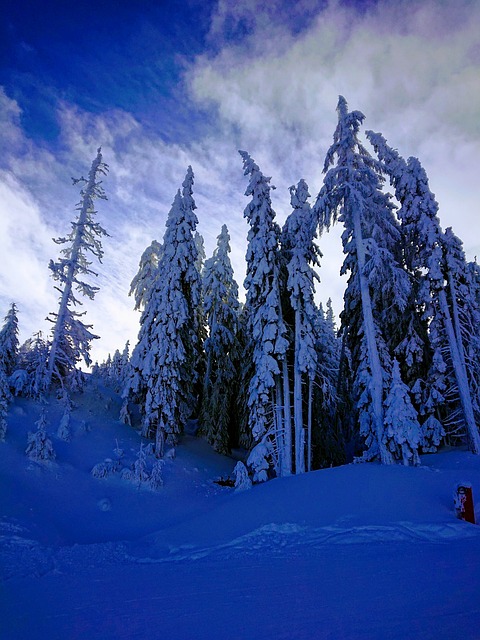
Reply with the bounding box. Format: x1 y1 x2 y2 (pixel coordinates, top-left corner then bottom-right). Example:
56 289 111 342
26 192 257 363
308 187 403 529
1 0 480 364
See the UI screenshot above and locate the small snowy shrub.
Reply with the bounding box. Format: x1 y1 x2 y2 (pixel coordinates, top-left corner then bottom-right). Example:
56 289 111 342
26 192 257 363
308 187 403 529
121 467 135 482
79 420 90 433
9 369 28 396
26 410 56 462
233 461 252 492
144 442 155 456
91 458 121 479
57 410 71 441
119 398 131 426
247 439 271 483
0 414 6 442
113 439 124 459
122 444 150 487
148 459 165 491
420 415 445 453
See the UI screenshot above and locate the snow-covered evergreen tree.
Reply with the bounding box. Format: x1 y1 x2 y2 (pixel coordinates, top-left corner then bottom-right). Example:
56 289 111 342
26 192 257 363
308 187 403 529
367 130 480 454
46 148 109 387
313 97 394 464
383 359 421 465
148 458 165 491
107 348 129 392
193 230 207 415
120 341 131 378
234 304 255 452
133 443 149 484
0 303 19 376
26 409 56 462
233 461 252 492
57 391 73 441
91 457 121 478
15 332 49 398
311 301 342 468
0 367 10 441
125 167 202 455
194 231 206 274
129 240 163 311
0 413 6 442
200 225 240 454
122 443 150 487
239 151 290 480
282 180 320 473
440 228 480 444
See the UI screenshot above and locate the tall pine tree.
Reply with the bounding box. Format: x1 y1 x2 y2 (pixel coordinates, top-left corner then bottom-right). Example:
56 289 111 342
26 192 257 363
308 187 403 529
0 303 19 376
282 180 320 473
239 151 290 480
200 225 240 454
313 97 395 464
46 148 108 387
125 167 202 456
367 131 480 454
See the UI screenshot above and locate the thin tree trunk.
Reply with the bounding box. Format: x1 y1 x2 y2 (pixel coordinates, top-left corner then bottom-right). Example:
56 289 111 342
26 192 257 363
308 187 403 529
275 268 292 476
447 271 469 373
46 150 103 387
439 287 480 454
307 377 313 472
294 308 305 473
204 309 216 391
155 425 165 458
274 377 284 476
282 358 292 476
352 206 393 465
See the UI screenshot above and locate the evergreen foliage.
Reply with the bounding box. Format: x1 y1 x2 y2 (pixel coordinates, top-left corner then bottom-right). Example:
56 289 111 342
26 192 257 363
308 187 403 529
200 225 240 454
233 461 252 492
57 391 73 441
383 359 421 465
129 241 163 311
239 150 290 479
14 332 49 398
148 458 165 491
283 180 321 473
125 167 203 455
0 303 19 376
311 301 342 467
0 367 10 441
314 96 397 464
367 130 480 454
46 149 109 387
10 96 479 480
26 409 56 462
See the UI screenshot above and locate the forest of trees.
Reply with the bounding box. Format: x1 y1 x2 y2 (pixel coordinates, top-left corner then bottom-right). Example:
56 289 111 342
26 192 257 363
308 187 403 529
2 97 480 481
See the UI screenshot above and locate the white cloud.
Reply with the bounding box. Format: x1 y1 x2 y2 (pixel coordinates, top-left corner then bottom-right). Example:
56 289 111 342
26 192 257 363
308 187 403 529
0 171 57 338
2 0 479 362
0 95 253 364
188 0 480 271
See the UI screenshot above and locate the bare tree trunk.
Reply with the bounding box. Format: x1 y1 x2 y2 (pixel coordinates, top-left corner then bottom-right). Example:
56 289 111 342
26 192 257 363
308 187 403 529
307 377 313 472
274 378 284 476
282 358 292 476
439 286 480 454
294 308 305 473
352 206 393 465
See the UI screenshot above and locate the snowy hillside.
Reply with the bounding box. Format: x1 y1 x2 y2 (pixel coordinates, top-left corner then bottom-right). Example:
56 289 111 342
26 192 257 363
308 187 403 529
1 381 480 640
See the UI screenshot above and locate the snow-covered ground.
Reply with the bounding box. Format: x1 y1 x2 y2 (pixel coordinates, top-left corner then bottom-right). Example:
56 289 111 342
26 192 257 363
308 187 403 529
1 381 480 639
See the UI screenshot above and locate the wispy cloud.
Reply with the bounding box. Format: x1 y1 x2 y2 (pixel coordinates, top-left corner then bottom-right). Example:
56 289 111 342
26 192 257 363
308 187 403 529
0 91 252 363
190 0 480 238
2 0 479 364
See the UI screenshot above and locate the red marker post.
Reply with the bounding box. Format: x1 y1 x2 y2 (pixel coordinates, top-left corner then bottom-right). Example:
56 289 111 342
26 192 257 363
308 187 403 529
455 483 476 524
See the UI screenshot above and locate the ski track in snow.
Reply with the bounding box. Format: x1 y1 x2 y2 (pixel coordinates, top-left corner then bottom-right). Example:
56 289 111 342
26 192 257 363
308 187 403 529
127 519 480 564
2 516 479 581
